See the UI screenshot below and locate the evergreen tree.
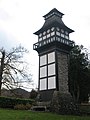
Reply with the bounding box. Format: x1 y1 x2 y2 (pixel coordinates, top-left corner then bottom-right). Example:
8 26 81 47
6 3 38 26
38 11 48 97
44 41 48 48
69 45 90 103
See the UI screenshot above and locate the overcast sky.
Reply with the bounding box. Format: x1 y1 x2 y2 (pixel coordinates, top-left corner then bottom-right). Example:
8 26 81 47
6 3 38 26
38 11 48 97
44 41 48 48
0 0 90 90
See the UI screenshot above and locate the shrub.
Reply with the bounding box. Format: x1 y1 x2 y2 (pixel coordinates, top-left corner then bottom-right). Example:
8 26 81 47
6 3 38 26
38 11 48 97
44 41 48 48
30 89 38 99
14 104 26 110
14 103 32 110
25 103 32 110
0 96 35 109
50 91 80 115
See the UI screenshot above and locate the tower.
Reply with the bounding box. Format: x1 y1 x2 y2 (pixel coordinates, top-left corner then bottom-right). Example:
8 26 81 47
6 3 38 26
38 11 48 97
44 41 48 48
33 8 74 102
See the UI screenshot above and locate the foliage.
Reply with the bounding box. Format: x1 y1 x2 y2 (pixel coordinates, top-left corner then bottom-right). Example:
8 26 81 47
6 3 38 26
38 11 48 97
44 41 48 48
0 46 32 95
50 91 79 115
14 103 32 110
30 89 38 99
0 109 90 120
68 45 90 103
0 96 34 108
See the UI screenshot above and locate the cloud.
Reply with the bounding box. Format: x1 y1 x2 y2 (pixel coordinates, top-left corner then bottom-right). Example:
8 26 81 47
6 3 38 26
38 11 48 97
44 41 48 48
0 29 19 50
0 8 10 21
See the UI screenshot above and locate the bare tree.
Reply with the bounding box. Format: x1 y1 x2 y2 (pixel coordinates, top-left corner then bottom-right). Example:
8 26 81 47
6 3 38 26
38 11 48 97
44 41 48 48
0 46 32 96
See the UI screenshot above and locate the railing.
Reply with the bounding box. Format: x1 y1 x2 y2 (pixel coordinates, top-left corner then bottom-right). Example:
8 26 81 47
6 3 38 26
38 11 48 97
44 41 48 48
33 36 74 50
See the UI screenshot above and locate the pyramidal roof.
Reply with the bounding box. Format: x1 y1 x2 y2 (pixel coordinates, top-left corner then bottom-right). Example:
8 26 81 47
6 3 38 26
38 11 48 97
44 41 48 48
34 8 74 35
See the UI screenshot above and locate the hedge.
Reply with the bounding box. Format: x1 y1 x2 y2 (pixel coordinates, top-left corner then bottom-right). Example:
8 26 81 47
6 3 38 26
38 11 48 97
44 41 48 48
0 96 35 108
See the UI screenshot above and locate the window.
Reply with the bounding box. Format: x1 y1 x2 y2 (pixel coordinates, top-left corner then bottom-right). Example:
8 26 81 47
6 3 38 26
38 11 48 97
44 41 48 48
48 76 56 89
40 66 47 78
40 55 47 66
40 78 47 90
48 64 55 76
48 52 55 64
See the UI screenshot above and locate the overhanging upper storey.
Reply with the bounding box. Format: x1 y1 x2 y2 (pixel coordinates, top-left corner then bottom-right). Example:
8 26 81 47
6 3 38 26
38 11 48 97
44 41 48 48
33 8 75 53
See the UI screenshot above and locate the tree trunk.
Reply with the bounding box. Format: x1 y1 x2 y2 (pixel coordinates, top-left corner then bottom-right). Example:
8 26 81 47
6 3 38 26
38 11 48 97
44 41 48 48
0 51 5 96
76 84 80 103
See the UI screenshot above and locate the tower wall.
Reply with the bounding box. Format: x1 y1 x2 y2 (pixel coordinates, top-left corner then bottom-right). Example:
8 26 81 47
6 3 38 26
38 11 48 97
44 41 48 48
57 51 69 93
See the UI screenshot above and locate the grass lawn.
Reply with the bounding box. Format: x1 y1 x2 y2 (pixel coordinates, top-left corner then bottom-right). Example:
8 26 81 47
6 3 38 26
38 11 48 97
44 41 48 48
0 109 90 120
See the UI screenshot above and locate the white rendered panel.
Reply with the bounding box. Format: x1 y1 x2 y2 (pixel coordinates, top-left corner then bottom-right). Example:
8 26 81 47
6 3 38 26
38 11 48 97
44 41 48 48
65 31 68 35
48 52 55 64
61 29 64 33
39 33 42 37
56 27 60 31
39 37 42 41
48 76 56 89
47 29 50 33
40 55 47 66
48 64 55 76
40 78 47 90
56 31 60 36
65 35 69 39
47 34 50 38
51 27 55 31
61 33 64 38
43 36 46 40
51 31 55 36
40 66 47 78
43 31 46 35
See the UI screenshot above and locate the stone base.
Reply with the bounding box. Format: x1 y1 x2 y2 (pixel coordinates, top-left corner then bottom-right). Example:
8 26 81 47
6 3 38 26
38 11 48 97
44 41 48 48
36 101 51 106
31 101 51 111
50 91 80 115
36 90 55 102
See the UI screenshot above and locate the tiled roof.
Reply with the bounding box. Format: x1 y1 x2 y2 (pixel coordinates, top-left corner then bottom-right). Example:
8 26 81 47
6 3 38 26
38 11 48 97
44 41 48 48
34 8 74 35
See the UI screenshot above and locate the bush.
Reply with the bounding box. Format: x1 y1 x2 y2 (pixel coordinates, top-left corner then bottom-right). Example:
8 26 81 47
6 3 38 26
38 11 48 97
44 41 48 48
25 103 32 110
14 104 26 110
50 91 80 115
30 89 38 99
14 103 32 110
0 96 35 109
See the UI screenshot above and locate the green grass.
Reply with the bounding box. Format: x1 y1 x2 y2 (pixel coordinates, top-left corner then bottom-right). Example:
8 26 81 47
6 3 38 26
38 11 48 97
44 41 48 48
0 109 90 120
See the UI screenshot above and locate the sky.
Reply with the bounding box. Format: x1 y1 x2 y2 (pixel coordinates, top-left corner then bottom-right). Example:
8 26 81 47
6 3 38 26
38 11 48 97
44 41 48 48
0 0 90 90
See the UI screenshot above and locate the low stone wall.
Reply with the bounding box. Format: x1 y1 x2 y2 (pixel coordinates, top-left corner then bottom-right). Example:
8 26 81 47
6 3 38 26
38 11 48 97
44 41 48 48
79 104 90 114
